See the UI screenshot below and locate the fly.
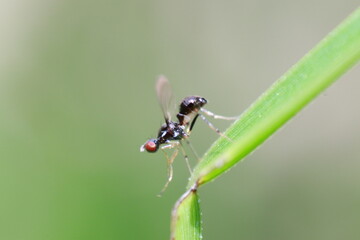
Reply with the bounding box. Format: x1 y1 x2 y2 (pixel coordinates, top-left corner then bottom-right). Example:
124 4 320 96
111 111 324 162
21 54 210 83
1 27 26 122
140 75 236 195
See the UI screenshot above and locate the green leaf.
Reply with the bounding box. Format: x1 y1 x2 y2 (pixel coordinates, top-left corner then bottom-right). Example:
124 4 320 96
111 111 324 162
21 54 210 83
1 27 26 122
171 7 360 240
170 189 202 240
187 7 360 188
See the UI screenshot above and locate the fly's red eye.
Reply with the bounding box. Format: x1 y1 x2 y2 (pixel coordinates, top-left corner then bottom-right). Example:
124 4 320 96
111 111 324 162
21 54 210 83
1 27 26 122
145 140 157 152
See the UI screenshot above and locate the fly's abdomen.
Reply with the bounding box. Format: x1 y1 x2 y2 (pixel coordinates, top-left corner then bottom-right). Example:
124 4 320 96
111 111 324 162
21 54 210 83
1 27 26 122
177 96 207 125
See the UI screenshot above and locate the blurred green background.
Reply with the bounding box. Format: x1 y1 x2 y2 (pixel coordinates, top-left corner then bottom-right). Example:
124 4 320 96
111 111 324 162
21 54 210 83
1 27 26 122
1 1 359 239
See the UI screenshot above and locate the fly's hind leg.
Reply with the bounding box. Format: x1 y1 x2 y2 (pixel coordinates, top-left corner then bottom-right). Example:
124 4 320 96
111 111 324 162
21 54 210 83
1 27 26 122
199 114 233 142
200 108 238 120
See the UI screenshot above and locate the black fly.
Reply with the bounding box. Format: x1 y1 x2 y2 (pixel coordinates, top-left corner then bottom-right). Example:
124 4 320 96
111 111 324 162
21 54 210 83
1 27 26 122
140 75 236 195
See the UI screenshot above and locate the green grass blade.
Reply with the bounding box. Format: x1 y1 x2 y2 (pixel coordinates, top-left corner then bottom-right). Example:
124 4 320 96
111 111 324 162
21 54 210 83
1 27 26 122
188 7 360 188
170 189 202 240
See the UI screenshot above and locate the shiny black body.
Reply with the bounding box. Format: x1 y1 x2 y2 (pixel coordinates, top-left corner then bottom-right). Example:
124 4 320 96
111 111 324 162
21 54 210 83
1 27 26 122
177 96 207 125
155 121 186 146
144 96 207 152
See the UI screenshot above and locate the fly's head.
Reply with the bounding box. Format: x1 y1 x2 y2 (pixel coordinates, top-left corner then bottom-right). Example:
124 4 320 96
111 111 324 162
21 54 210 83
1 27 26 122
140 138 159 153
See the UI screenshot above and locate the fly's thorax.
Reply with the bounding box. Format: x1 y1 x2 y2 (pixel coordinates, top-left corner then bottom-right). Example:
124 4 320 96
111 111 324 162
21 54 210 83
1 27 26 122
156 121 186 144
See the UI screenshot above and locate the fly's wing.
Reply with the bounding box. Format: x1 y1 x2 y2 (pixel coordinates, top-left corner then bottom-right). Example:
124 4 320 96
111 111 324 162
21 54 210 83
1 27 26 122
156 75 174 124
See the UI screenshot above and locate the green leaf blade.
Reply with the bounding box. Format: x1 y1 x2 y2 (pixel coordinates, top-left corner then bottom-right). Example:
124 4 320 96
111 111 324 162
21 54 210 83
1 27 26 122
188 7 360 188
170 189 202 240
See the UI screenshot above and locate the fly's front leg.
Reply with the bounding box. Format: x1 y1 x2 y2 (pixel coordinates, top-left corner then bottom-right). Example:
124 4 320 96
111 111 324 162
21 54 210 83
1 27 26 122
200 108 238 120
163 140 193 174
158 146 179 197
160 142 180 150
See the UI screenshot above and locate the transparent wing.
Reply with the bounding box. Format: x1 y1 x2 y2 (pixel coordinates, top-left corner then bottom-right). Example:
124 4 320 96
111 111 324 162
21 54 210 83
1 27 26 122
156 75 173 123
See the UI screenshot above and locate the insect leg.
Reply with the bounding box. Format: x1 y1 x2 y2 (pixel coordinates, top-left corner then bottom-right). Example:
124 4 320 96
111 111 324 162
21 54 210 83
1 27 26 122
199 114 233 142
162 141 193 174
184 139 201 162
189 114 200 133
200 108 238 120
179 141 192 174
160 142 179 150
158 147 179 197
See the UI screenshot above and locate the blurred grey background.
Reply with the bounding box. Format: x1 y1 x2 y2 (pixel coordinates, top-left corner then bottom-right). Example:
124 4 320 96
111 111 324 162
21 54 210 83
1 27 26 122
0 1 359 239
